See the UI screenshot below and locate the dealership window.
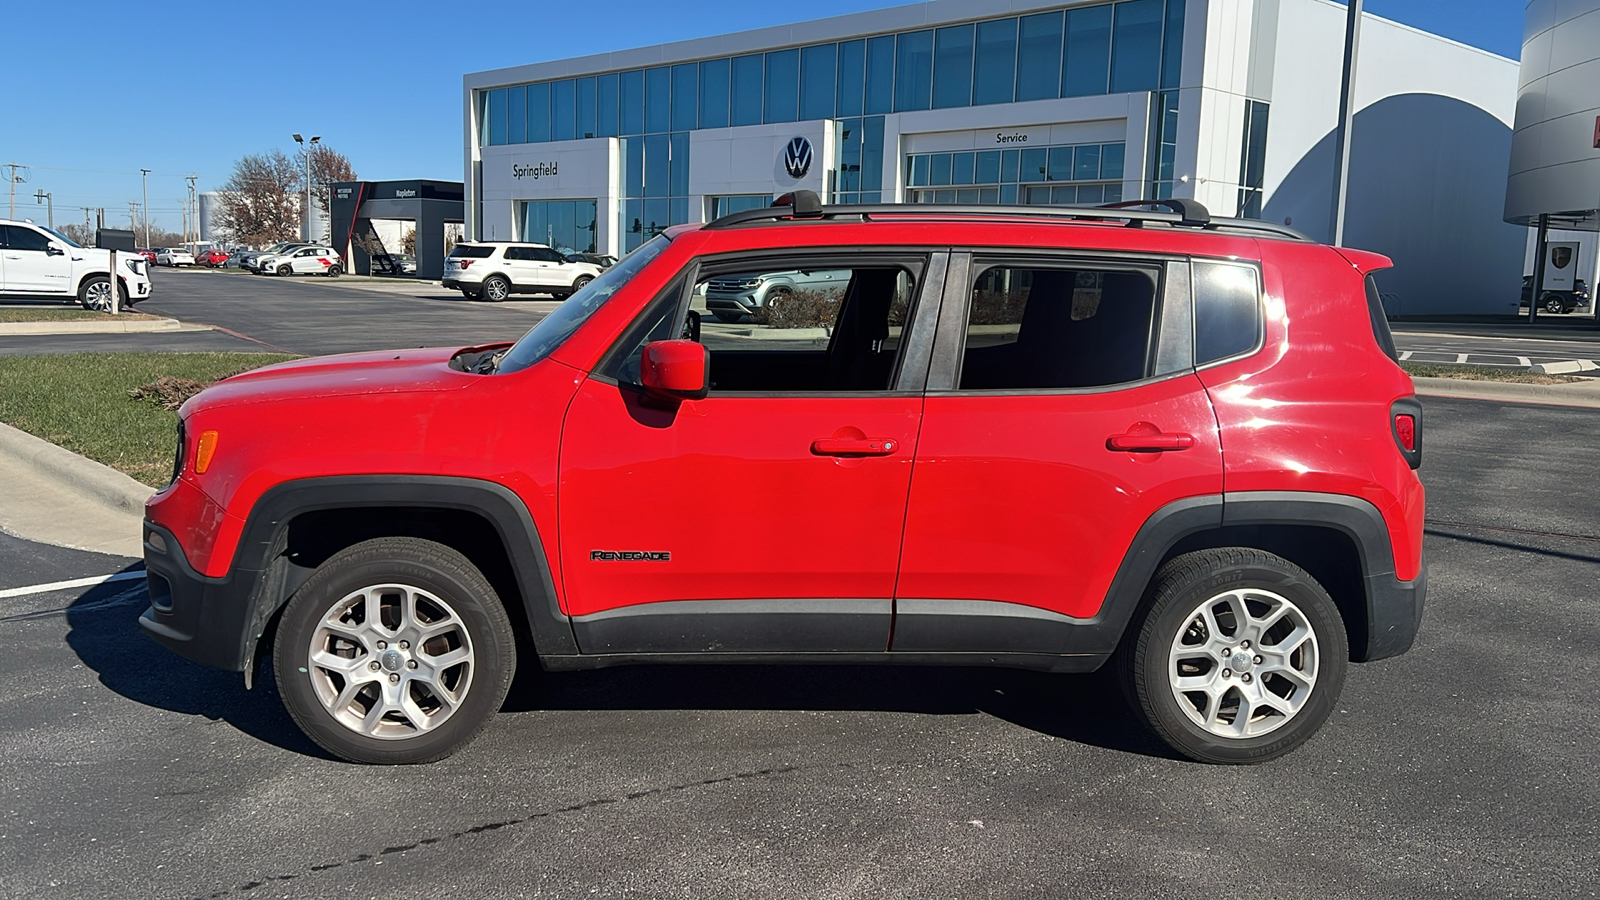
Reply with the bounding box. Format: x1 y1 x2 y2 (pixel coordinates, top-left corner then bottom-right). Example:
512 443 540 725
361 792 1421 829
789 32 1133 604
507 85 527 145
833 117 886 205
1236 100 1269 218
906 142 1125 206
973 18 1018 106
478 0 1187 147
706 195 772 220
621 134 693 253
1148 91 1180 199
519 200 599 254
932 24 975 109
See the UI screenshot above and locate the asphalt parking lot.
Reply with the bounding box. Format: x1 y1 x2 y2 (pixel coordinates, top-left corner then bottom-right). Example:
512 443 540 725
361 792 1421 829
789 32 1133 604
3 394 1599 899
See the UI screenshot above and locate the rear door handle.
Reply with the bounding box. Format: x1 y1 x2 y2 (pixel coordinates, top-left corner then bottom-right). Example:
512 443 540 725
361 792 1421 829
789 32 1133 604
811 437 897 457
1107 423 1195 452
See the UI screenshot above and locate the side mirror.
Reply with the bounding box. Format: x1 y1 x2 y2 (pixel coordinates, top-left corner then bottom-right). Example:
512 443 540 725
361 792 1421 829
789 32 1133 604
640 340 708 402
46 244 65 256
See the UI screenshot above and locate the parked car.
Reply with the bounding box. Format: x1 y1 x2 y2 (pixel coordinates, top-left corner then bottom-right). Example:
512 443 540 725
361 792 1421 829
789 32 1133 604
240 242 312 273
141 191 1425 766
704 268 852 322
0 218 153 308
442 241 603 301
372 252 417 276
258 245 342 277
157 247 196 267
1519 275 1590 314
196 248 230 267
137 248 159 265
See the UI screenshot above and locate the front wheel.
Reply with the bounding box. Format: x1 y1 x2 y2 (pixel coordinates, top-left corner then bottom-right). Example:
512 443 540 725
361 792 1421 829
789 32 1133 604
277 264 293 277
1122 548 1348 764
273 537 516 764
326 264 342 277
79 275 114 311
1543 293 1565 314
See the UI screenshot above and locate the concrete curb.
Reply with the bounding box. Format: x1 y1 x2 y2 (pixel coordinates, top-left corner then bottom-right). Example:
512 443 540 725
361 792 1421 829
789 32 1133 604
1529 359 1599 375
1413 376 1600 409
0 422 155 516
0 317 205 336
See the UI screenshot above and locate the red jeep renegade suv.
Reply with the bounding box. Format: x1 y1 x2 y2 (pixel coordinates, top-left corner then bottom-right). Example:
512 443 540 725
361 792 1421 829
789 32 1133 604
140 194 1425 765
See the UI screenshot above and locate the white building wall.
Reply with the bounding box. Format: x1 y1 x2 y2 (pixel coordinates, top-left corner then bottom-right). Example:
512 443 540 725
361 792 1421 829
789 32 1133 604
1262 0 1524 315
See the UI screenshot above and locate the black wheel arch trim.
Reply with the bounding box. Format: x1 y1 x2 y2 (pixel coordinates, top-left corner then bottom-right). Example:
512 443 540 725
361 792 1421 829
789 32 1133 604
141 475 576 677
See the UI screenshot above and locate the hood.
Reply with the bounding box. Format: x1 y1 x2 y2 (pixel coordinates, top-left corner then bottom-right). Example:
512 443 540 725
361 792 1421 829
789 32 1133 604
182 347 477 415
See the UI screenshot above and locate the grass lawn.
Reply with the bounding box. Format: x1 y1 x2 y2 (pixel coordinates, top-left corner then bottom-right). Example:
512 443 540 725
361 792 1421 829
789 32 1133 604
0 308 160 323
0 352 295 487
1400 362 1579 385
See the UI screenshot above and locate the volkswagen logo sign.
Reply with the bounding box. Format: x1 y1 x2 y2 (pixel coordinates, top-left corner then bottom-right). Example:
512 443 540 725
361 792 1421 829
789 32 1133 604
783 136 813 180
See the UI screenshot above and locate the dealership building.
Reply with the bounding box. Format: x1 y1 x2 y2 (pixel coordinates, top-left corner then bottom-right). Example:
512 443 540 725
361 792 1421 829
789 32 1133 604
463 0 1527 314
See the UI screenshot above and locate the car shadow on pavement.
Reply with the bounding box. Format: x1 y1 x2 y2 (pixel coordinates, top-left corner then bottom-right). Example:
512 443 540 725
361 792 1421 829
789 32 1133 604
61 566 327 759
508 662 1181 761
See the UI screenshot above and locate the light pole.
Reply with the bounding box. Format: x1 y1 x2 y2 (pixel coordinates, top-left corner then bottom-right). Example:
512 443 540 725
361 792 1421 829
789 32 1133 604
292 133 321 241
34 190 52 229
139 168 151 249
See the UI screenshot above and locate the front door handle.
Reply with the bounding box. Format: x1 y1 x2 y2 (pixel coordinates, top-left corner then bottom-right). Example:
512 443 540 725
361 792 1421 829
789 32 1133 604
811 437 897 457
1107 422 1195 452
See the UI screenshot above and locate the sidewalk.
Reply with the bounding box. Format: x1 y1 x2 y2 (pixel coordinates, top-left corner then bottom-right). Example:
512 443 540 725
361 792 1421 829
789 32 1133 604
1412 375 1600 409
0 422 150 558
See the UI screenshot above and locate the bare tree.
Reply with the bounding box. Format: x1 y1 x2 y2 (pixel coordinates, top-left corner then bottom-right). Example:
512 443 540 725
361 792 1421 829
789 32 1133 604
56 222 95 245
213 150 300 246
296 144 358 222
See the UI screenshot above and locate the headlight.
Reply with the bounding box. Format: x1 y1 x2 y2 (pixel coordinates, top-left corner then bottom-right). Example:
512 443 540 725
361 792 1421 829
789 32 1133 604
125 258 143 275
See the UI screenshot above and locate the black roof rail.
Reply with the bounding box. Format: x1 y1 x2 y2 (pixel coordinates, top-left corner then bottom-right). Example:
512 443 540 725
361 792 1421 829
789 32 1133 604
703 190 1310 241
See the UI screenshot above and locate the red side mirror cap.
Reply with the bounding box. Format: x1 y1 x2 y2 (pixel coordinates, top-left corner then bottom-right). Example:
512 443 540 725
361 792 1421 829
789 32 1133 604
640 340 708 401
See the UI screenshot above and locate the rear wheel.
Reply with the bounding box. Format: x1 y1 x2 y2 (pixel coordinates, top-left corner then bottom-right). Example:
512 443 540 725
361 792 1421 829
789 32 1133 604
571 274 594 294
482 276 510 302
273 537 516 765
1122 548 1347 764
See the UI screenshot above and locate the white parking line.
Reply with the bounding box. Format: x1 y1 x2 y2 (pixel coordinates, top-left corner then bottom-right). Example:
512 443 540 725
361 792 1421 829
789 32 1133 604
1518 356 1532 367
1455 353 1469 364
1400 350 1413 360
0 571 145 600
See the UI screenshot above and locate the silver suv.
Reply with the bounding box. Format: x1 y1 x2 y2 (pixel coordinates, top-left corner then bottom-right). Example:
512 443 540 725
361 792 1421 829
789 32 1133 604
442 242 603 302
703 268 851 322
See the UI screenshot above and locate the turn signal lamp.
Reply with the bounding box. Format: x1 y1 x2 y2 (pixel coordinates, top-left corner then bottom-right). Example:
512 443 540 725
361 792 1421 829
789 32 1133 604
194 430 219 474
1393 415 1415 452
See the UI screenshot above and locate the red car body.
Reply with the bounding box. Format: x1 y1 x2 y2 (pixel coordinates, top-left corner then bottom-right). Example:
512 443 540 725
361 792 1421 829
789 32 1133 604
140 198 1426 764
196 249 229 267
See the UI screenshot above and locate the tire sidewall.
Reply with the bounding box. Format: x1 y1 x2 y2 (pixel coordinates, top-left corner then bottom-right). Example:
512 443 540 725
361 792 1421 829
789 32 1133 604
273 546 515 764
1134 558 1348 764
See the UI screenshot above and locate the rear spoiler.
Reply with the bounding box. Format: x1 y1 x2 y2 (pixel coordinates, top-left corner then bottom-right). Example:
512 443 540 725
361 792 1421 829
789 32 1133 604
1334 247 1393 275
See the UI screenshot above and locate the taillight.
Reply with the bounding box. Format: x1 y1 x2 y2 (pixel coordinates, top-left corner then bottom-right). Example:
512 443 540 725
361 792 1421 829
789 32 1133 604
457 259 472 269
1390 398 1422 469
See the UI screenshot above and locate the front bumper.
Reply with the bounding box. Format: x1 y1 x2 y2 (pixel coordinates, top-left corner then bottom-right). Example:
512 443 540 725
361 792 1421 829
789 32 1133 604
139 520 261 673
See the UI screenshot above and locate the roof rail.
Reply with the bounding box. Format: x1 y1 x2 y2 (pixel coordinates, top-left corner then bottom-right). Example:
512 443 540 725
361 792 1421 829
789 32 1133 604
703 190 1309 241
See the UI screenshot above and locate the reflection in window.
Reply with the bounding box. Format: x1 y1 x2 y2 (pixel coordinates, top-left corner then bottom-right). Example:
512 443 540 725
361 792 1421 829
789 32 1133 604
1111 0 1164 93
907 142 1125 206
645 67 671 134
619 70 644 135
552 80 576 141
1064 5 1112 97
865 35 896 115
519 200 600 253
699 58 730 128
765 48 800 123
576 77 597 139
800 44 837 120
973 18 1018 106
731 54 764 126
895 30 934 112
671 64 698 131
1016 12 1064 102
837 39 865 117
507 85 527 145
1193 261 1262 364
932 24 974 109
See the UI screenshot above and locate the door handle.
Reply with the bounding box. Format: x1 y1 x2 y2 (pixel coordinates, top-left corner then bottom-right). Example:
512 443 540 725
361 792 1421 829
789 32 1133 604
1107 423 1195 452
811 437 897 457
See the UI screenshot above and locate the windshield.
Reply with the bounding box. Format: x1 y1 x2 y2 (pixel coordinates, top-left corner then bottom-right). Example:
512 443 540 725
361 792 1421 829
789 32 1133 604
494 236 671 375
40 226 81 248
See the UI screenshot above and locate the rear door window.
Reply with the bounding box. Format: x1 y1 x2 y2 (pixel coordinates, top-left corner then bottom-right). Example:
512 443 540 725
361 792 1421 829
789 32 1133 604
1192 260 1263 366
957 263 1161 390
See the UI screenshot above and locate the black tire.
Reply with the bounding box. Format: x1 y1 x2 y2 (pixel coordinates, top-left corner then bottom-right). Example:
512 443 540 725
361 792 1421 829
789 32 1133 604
1543 293 1565 314
482 275 510 302
273 537 516 765
711 311 744 323
277 264 293 277
1121 548 1348 764
326 264 342 277
461 288 483 301
571 274 594 294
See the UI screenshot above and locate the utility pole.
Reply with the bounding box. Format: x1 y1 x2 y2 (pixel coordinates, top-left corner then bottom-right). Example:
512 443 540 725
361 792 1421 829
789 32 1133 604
5 162 30 219
1330 0 1363 246
140 168 151 249
34 190 53 229
129 202 139 233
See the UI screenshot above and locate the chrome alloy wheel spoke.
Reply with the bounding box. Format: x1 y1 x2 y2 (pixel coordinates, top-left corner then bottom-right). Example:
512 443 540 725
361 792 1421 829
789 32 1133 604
307 583 476 740
1168 588 1320 739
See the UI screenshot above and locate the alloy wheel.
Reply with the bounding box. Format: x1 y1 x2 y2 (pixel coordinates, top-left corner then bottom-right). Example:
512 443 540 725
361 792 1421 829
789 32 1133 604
1167 587 1319 739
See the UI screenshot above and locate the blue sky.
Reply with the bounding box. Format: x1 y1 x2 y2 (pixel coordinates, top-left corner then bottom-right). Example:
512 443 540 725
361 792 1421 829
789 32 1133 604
4 0 1525 234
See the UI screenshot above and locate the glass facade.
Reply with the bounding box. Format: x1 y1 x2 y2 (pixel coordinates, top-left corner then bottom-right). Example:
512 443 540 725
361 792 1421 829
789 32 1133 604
705 194 773 219
1148 90 1180 199
832 117 887 205
478 0 1186 147
906 142 1125 205
519 200 600 253
1236 100 1269 218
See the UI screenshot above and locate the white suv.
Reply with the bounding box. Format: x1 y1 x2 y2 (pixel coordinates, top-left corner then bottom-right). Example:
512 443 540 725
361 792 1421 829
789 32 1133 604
442 242 602 301
0 220 153 309
258 245 342 277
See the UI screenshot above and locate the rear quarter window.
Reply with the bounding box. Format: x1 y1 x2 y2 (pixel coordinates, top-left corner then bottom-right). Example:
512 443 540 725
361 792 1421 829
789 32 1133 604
1364 274 1398 361
1192 261 1263 366
449 245 495 259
